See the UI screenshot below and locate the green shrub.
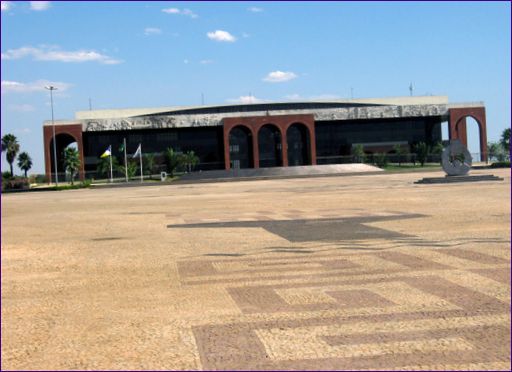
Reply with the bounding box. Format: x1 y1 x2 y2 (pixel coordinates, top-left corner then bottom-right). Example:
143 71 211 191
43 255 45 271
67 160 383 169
490 161 511 168
28 174 48 184
54 182 90 191
374 153 388 168
2 176 29 191
2 171 12 181
414 142 429 166
351 144 365 163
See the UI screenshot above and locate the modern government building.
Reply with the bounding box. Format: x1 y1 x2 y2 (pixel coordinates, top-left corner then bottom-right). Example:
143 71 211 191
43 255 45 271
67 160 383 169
43 96 488 180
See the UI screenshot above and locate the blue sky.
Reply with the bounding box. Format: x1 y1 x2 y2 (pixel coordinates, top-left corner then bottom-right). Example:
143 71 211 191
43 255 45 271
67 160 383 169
1 1 510 174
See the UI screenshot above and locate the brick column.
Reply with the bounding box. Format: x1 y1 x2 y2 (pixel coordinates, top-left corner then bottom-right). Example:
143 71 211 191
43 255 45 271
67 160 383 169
281 128 288 167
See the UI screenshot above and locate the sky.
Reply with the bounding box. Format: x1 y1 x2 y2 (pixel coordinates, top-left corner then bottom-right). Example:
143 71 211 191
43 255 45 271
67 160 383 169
1 1 510 174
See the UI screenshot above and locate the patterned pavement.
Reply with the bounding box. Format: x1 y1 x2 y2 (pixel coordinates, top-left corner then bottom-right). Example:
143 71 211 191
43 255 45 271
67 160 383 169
2 169 510 370
175 217 510 370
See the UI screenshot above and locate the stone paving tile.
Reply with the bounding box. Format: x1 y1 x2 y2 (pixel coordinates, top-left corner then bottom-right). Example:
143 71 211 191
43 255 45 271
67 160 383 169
1 168 510 370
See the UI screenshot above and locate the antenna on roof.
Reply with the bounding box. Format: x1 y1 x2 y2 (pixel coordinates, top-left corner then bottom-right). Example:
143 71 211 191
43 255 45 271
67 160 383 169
409 82 414 97
350 87 354 99
89 98 92 110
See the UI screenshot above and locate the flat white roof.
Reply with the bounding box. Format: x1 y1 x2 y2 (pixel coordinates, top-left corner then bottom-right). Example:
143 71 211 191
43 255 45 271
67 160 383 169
74 95 451 120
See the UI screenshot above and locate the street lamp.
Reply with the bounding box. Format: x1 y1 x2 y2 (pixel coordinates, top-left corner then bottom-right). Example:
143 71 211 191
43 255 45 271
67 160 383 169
45 85 58 186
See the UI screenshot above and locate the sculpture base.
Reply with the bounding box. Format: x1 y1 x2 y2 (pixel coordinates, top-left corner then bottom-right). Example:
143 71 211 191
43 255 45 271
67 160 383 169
415 174 503 184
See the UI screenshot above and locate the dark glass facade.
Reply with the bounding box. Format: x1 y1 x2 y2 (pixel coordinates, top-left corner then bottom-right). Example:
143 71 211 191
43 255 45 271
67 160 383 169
315 117 442 163
258 125 283 168
82 126 224 173
287 124 310 166
81 116 442 173
228 126 253 169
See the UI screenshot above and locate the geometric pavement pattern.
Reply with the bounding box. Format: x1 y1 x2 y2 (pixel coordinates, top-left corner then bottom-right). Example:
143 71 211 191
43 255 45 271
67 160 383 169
174 211 511 370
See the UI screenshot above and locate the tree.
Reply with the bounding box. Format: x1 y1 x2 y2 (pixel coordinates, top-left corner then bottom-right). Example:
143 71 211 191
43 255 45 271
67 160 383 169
500 128 510 153
392 144 406 166
144 153 157 178
431 142 444 155
165 147 183 177
374 153 388 168
487 142 506 162
430 142 444 163
96 156 119 179
1 134 20 176
63 147 80 185
183 150 199 172
351 144 365 163
414 142 429 167
119 160 138 180
17 152 33 178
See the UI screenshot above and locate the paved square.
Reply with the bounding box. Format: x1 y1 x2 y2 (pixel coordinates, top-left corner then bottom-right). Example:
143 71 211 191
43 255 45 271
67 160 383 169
2 169 510 370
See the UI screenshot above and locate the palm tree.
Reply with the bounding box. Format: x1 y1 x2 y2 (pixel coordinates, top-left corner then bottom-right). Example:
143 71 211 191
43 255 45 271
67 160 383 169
488 141 506 162
351 144 365 163
96 156 119 179
63 147 80 185
392 144 405 166
414 142 429 167
183 151 199 172
1 134 20 176
144 153 156 178
119 160 138 180
165 147 183 177
17 152 33 178
500 128 510 153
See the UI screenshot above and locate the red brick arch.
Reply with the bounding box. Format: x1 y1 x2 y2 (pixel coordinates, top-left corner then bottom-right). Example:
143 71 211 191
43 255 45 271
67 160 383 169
43 123 85 181
448 107 488 162
222 114 316 169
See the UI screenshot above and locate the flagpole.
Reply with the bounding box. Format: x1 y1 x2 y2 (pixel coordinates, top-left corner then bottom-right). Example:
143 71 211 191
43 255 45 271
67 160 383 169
109 145 113 183
123 138 128 182
140 144 143 183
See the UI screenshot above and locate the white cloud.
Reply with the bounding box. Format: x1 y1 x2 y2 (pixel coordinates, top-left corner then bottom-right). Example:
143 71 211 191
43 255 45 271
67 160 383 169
207 30 236 42
248 7 263 12
263 71 298 83
200 59 214 64
1 46 123 64
183 59 189 64
181 9 198 18
8 104 35 112
227 95 269 104
144 27 162 36
162 7 180 14
242 32 250 38
29 1 50 11
162 7 198 18
1 80 71 94
1 1 12 11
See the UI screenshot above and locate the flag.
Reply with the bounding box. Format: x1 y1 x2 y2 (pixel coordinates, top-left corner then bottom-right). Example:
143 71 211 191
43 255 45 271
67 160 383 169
119 143 125 152
100 145 111 158
132 144 141 158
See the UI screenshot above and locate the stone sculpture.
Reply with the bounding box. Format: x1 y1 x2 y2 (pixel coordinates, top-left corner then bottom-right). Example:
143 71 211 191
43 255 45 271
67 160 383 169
441 139 472 176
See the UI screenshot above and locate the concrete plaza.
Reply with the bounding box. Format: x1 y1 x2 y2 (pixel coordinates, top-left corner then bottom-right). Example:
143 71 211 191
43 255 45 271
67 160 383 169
1 168 510 370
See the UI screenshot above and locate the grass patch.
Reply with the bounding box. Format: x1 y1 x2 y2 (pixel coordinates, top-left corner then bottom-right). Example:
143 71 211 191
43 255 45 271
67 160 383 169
53 181 91 191
380 164 442 172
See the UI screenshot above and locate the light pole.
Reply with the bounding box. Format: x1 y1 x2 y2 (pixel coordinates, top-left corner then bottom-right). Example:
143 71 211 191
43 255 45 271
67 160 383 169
45 85 58 186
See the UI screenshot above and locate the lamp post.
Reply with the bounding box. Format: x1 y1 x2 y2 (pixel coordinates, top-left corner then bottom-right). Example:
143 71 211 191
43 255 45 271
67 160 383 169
45 85 58 186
